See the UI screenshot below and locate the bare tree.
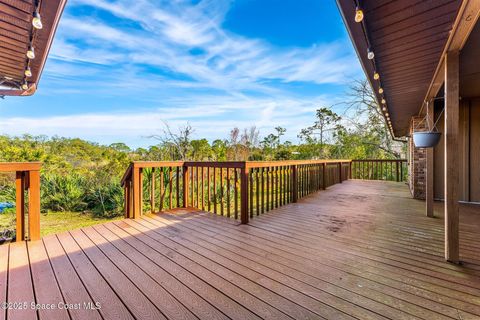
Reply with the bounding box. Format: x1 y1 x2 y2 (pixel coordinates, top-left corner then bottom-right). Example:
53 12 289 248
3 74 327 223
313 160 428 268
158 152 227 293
338 79 406 158
148 122 195 160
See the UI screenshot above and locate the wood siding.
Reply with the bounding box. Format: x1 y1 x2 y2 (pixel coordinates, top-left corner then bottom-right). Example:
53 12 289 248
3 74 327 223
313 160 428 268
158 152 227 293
434 97 480 202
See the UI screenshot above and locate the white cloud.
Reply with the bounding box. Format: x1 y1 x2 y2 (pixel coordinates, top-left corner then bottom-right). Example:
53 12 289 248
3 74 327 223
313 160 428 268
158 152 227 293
5 0 363 147
0 95 335 147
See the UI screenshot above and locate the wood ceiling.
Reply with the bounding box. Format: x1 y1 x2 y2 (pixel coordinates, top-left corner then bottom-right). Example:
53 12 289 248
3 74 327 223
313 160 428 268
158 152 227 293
0 0 66 96
337 0 462 137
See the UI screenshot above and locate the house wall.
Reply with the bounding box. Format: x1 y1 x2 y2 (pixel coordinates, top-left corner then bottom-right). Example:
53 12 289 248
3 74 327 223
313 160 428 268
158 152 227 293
408 116 427 199
410 98 480 202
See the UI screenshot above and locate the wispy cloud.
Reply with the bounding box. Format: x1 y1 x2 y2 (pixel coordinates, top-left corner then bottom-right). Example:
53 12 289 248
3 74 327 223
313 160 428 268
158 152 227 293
2 0 361 147
52 0 359 91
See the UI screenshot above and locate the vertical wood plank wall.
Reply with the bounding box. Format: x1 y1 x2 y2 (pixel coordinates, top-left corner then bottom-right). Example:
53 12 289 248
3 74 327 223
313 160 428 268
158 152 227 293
433 98 480 202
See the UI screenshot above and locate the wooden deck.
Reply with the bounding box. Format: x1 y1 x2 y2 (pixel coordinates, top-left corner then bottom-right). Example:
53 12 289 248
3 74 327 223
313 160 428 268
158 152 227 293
1 180 480 320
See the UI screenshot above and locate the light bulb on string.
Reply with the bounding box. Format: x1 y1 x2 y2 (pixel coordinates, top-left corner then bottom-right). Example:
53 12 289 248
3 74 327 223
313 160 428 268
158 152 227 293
32 10 43 29
354 7 364 23
27 46 35 59
367 48 374 60
381 98 386 104
378 87 383 94
21 80 28 90
373 72 380 80
25 66 32 77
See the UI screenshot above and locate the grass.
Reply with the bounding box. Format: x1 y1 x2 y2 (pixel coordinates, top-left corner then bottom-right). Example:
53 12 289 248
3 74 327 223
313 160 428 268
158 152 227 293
0 209 122 238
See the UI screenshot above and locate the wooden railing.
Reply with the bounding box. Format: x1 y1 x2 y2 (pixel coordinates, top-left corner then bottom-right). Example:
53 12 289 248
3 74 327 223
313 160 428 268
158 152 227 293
351 159 407 182
121 160 352 224
0 162 41 241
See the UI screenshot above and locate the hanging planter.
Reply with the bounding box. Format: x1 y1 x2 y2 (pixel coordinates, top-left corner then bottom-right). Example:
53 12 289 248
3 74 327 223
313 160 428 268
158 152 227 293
413 131 441 148
412 100 443 148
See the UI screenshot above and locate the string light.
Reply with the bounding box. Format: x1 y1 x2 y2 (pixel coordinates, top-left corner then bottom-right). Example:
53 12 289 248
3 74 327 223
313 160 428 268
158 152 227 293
25 66 32 77
367 48 374 60
354 7 364 23
373 72 380 80
381 98 386 104
378 87 383 94
382 107 387 111
27 45 35 59
32 10 43 29
21 80 29 90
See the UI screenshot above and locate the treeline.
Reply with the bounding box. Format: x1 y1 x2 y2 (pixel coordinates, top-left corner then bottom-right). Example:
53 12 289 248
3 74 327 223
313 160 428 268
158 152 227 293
0 80 405 216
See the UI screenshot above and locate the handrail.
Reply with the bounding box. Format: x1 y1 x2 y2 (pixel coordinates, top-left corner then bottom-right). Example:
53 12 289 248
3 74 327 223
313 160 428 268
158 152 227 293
121 160 352 223
351 159 407 182
0 162 42 241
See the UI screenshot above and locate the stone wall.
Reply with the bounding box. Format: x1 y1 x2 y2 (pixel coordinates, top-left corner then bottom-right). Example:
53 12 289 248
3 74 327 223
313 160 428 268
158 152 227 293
408 116 427 199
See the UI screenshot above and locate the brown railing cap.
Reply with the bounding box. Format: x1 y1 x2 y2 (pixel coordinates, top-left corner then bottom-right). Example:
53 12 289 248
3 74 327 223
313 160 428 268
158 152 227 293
0 162 42 172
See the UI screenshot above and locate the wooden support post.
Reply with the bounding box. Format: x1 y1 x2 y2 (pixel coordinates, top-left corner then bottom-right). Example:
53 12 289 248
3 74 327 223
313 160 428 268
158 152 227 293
183 165 189 208
28 170 40 241
291 165 298 203
15 172 25 241
349 162 352 180
150 168 155 213
240 166 249 224
132 167 142 219
322 163 326 190
426 102 435 218
444 51 460 263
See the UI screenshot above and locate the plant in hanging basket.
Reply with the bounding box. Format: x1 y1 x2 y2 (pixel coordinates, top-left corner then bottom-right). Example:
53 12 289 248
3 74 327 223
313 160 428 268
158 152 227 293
413 131 441 148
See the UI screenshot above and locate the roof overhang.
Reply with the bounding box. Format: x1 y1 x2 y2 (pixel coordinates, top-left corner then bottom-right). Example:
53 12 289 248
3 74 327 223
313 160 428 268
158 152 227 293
0 0 66 97
337 0 463 137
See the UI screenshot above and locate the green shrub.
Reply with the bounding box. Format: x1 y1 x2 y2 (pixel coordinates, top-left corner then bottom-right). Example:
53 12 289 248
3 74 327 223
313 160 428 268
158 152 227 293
41 173 87 212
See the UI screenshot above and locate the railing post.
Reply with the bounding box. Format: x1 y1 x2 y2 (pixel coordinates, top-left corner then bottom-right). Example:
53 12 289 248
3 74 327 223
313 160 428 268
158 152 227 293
15 171 25 241
349 161 352 180
240 165 249 224
322 163 326 190
183 165 189 208
132 167 142 219
28 170 40 241
291 165 298 203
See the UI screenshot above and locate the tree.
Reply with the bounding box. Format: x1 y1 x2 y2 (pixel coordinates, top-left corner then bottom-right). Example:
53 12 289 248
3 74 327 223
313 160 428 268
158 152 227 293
149 123 194 160
337 79 406 159
299 107 342 157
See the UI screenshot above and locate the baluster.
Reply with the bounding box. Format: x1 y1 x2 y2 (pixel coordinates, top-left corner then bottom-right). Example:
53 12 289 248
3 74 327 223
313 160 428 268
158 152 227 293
213 167 217 214
220 167 224 216
150 167 155 213
234 168 239 219
169 167 173 209
227 168 231 217
249 169 254 218
160 167 164 211
201 167 204 210
207 167 211 212
240 166 249 224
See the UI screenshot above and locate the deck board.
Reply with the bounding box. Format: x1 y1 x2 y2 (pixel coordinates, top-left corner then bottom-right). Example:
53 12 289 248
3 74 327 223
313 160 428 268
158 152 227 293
1 180 480 319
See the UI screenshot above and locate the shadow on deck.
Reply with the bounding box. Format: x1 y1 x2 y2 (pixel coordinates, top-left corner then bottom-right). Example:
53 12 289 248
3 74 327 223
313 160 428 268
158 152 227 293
1 180 480 320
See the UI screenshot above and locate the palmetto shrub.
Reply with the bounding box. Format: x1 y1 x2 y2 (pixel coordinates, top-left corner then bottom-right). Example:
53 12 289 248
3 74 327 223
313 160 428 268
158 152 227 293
41 173 87 212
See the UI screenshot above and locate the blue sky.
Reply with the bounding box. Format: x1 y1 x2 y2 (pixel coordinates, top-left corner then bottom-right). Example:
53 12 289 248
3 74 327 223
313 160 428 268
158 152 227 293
0 0 363 148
